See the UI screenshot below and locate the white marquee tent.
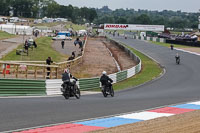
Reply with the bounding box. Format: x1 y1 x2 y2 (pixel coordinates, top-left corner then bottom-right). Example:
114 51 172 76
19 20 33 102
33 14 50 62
0 24 33 35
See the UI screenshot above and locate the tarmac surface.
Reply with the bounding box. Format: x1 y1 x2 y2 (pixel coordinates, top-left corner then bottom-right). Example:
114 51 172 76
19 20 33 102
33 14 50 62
1 35 200 132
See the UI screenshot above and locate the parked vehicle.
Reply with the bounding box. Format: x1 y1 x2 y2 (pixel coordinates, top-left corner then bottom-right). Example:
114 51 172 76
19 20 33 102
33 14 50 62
57 31 71 37
52 35 72 40
61 79 81 99
78 30 87 36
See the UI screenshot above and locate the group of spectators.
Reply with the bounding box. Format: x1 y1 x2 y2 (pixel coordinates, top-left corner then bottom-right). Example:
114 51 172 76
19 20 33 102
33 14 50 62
159 33 198 42
24 38 37 55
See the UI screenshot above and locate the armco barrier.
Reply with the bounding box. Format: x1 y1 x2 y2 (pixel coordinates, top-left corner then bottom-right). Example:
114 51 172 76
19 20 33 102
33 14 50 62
0 37 142 96
125 34 166 43
0 78 46 96
45 37 142 95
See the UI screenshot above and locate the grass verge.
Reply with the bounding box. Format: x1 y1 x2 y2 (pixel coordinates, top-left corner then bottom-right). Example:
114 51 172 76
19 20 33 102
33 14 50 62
33 22 66 27
1 37 68 62
0 31 16 40
150 41 194 48
65 22 86 31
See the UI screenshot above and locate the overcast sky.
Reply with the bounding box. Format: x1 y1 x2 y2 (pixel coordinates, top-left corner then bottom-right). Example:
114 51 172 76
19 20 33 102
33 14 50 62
55 0 200 13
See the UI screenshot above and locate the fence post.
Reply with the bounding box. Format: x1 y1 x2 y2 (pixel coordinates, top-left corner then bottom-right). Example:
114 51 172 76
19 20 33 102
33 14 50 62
34 66 37 79
43 67 45 79
50 67 52 79
25 66 28 79
56 67 58 79
16 65 19 78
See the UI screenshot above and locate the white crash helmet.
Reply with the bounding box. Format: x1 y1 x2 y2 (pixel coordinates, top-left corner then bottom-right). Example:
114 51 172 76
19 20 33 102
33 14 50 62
102 71 107 75
64 69 70 73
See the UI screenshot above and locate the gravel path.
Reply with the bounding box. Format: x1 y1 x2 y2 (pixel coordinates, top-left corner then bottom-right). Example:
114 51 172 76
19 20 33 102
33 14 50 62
0 36 33 59
51 39 81 57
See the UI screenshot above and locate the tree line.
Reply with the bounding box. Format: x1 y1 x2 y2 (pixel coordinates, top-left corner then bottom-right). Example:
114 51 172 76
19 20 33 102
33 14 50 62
95 6 200 29
0 0 97 23
0 1 199 29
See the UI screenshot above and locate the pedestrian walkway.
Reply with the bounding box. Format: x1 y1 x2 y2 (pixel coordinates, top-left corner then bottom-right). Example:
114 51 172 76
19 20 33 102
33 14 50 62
0 36 33 59
52 39 82 57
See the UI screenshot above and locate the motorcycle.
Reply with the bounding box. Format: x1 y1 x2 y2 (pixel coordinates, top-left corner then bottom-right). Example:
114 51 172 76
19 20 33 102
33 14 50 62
61 79 81 99
175 57 180 65
101 83 114 97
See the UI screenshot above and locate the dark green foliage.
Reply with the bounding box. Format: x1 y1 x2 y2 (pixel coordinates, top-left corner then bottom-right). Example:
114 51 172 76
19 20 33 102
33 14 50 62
0 0 97 23
94 7 200 29
0 0 199 28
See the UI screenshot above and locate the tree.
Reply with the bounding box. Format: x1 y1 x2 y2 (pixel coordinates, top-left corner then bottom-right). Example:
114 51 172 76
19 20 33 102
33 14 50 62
12 0 34 17
135 14 152 24
88 8 97 23
0 0 12 16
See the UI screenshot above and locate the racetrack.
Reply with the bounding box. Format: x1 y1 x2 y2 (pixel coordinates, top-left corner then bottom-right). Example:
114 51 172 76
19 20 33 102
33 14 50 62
1 35 200 132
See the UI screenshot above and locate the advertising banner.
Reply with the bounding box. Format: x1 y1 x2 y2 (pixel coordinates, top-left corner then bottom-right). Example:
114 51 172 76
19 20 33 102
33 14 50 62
104 24 164 31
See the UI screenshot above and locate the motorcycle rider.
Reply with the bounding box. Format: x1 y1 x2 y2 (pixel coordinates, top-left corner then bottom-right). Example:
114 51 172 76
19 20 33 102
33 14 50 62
100 71 113 91
175 53 180 64
62 69 77 94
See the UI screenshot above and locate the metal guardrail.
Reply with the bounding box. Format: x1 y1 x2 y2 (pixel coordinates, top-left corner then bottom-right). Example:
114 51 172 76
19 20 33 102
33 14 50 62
0 36 142 96
0 78 46 96
45 37 142 95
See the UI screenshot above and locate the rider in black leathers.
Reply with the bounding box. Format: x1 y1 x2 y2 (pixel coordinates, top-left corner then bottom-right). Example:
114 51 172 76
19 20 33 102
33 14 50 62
100 71 113 90
175 53 180 64
62 69 77 94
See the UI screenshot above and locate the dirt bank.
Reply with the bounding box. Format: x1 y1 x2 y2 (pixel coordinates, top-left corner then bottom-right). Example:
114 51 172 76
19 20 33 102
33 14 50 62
71 38 117 78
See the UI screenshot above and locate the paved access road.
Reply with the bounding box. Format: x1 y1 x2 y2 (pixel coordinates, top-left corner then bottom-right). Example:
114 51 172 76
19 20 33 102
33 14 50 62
1 36 200 132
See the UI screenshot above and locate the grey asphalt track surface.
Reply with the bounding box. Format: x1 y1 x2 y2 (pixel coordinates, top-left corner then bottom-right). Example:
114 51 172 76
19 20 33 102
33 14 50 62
1 35 200 132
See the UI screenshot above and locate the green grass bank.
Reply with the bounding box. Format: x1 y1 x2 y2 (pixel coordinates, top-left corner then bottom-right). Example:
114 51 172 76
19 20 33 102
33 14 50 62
1 37 68 62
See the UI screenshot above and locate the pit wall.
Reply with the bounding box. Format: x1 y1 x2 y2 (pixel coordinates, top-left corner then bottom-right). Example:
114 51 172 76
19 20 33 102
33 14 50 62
0 38 141 96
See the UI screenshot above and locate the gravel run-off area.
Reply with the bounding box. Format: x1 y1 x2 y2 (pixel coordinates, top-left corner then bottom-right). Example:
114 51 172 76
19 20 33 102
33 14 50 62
70 37 136 78
91 110 200 133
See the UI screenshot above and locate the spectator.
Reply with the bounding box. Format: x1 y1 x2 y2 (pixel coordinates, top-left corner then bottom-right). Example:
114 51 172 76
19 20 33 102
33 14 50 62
46 57 53 79
33 41 37 48
61 40 65 49
170 44 174 50
72 51 75 58
74 38 79 46
24 40 29 55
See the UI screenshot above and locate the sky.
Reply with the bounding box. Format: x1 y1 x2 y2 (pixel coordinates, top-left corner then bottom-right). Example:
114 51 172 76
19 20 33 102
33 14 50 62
55 0 200 13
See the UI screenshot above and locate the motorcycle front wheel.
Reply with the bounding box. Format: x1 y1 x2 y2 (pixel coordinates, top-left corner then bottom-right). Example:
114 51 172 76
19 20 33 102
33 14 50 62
74 85 81 99
63 93 69 99
63 87 70 99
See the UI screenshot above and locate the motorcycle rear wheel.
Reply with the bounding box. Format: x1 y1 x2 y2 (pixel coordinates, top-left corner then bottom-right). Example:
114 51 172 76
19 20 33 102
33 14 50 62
63 93 69 99
110 86 114 97
102 89 107 97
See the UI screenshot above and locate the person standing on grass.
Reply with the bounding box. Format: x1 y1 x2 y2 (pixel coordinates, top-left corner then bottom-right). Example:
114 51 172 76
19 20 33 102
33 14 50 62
24 40 29 56
46 57 53 79
61 40 65 49
170 44 174 50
